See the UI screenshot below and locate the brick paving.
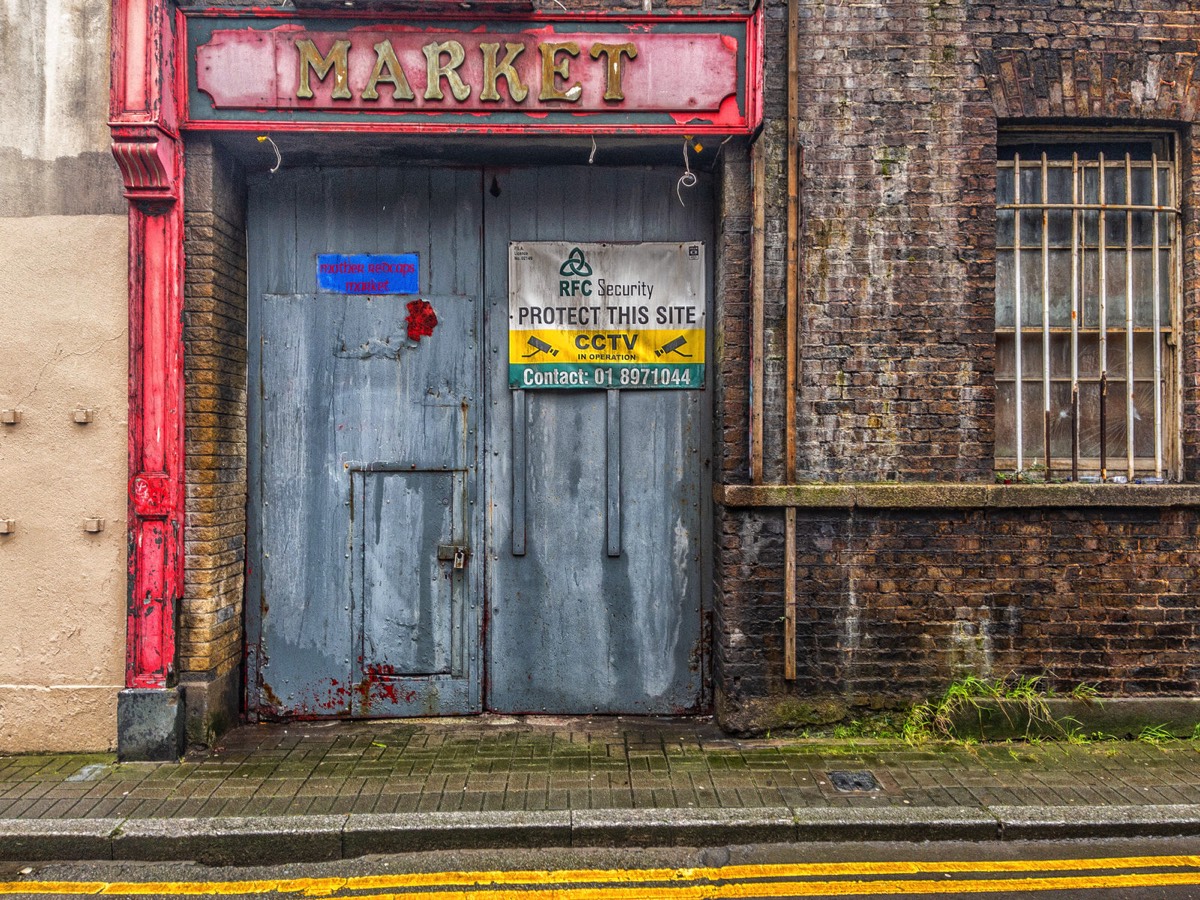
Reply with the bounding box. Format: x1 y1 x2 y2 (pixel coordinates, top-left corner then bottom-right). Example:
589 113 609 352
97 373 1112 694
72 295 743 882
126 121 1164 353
2 717 1200 823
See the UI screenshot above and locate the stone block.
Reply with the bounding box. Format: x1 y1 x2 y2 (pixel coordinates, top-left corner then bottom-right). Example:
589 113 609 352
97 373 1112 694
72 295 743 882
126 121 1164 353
117 688 185 762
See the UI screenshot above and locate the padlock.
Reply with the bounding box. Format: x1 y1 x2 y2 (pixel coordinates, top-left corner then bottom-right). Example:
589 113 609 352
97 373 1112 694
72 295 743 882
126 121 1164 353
453 547 467 569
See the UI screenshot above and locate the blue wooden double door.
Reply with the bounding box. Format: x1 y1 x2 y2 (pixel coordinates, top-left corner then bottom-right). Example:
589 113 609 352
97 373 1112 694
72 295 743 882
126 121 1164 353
247 165 711 718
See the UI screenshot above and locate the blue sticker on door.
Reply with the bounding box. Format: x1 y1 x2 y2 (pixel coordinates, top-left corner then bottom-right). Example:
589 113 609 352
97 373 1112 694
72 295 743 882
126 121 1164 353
317 254 419 294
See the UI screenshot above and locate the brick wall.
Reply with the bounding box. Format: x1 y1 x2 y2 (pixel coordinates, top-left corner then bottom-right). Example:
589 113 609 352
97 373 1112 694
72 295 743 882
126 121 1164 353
714 0 1200 731
718 503 1200 731
181 137 248 744
1185 123 1200 482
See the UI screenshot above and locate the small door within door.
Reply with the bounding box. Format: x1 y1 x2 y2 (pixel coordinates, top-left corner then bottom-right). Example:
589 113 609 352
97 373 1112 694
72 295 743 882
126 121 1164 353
353 468 471 714
248 167 482 717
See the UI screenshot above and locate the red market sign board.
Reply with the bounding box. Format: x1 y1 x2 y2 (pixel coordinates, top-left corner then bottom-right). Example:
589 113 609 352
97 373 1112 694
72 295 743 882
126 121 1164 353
185 13 762 134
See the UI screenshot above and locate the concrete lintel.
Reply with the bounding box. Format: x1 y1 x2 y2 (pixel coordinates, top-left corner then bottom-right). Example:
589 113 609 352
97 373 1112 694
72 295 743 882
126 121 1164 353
716 482 1200 510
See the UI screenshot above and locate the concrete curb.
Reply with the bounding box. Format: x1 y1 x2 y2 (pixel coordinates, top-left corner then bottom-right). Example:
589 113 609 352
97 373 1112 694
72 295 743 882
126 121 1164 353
3 805 1200 864
343 811 573 855
571 807 798 848
112 815 345 866
791 807 999 842
991 805 1200 840
0 818 122 862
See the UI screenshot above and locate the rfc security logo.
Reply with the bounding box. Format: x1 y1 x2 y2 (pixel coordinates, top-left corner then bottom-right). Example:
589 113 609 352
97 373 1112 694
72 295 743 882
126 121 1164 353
558 247 594 297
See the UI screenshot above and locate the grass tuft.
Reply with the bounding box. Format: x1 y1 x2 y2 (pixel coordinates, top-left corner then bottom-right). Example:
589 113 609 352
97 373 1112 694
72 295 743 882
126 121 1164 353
903 675 1099 745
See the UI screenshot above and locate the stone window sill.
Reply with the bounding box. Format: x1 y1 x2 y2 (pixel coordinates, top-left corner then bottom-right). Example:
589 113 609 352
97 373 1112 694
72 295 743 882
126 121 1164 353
715 482 1200 510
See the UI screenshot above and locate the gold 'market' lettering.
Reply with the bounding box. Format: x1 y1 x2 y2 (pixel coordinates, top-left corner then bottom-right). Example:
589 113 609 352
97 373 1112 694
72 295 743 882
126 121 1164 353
423 40 471 101
538 41 582 102
589 42 637 101
290 35 647 107
362 40 415 101
479 42 529 102
296 38 352 100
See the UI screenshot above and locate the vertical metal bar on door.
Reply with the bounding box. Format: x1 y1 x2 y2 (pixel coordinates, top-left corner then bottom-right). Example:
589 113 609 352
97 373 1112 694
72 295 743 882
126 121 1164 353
512 389 527 556
606 389 621 558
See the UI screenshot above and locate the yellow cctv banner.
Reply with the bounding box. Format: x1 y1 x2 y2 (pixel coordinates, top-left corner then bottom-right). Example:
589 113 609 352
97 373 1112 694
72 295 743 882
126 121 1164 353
508 329 705 366
509 241 706 390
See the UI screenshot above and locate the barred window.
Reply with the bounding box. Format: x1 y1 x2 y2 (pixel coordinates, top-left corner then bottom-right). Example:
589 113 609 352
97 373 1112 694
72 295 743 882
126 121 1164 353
996 134 1180 481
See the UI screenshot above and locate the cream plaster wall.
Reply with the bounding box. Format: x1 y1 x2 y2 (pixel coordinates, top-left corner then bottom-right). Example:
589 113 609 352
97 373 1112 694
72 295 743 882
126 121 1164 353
0 215 128 752
0 0 129 752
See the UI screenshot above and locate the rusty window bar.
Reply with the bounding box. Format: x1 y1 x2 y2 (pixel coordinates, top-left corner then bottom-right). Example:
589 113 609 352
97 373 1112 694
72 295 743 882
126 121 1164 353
1041 154 1052 476
1013 153 1024 472
1151 151 1163 479
997 150 1178 479
1125 153 1136 480
1098 152 1108 480
1070 153 1080 480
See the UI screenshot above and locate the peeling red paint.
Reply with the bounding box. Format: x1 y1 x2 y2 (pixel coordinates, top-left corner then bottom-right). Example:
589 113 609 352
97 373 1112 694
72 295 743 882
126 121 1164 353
354 666 422 710
113 0 189 692
406 299 438 341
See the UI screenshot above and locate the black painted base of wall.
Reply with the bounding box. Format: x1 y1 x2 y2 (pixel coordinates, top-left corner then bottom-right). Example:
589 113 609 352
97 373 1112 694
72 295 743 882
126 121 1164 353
117 688 186 762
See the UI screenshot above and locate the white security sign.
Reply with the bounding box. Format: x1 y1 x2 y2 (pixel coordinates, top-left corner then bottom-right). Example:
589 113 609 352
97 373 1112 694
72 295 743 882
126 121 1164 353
509 241 705 390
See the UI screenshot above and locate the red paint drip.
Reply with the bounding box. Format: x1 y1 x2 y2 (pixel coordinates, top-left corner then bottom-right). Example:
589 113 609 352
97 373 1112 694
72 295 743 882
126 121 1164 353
406 299 438 341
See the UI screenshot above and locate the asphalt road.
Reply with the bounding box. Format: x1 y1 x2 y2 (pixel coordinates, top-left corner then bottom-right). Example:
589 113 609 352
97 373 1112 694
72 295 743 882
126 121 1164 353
2 837 1200 898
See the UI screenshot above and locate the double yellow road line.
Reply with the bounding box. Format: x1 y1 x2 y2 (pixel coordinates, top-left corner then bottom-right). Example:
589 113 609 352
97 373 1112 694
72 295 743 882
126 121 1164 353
5 855 1200 898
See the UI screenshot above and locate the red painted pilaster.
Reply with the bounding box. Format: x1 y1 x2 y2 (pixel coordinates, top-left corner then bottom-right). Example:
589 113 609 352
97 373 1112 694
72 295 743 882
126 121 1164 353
110 0 185 690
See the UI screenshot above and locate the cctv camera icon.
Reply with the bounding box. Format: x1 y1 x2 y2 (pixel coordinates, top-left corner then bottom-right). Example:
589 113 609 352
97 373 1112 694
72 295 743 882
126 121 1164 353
523 336 558 359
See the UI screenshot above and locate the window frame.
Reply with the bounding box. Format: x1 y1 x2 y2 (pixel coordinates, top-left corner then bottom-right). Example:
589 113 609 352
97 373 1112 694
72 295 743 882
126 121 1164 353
994 129 1183 482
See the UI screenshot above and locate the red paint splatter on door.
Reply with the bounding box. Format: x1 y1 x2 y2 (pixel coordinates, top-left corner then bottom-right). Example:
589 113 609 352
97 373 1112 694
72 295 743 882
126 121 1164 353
406 299 438 341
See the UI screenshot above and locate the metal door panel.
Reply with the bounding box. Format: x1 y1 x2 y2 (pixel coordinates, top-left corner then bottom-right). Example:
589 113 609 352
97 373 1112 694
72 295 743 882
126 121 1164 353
257 292 350 715
249 167 482 718
358 470 462 677
352 468 471 715
483 167 713 714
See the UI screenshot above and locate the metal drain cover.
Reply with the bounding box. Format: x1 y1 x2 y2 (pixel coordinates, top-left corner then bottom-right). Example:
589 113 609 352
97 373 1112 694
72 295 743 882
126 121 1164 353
828 770 881 792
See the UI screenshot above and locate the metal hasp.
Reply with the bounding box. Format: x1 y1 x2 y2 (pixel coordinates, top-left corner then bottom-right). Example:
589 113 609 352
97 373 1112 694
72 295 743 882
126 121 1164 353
110 0 186 760
437 544 470 569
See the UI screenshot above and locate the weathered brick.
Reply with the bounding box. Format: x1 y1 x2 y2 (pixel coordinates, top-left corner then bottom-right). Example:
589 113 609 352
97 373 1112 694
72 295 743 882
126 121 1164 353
715 0 1200 732
182 136 248 694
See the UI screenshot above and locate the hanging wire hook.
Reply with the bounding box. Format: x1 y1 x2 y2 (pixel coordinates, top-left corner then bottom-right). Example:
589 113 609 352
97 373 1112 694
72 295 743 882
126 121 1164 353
257 135 282 174
676 135 698 206
589 134 597 165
